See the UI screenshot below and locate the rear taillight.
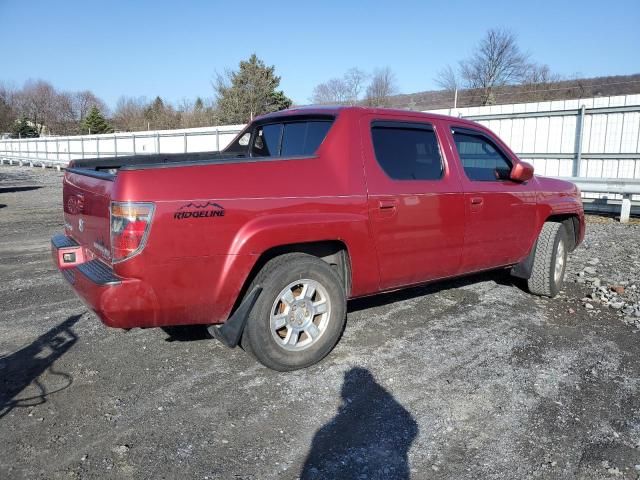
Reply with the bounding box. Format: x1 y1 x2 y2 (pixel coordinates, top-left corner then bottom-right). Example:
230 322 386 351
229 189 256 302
110 202 154 262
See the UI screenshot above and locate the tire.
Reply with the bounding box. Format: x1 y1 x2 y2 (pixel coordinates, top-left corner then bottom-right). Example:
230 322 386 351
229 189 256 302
241 253 347 371
527 222 568 297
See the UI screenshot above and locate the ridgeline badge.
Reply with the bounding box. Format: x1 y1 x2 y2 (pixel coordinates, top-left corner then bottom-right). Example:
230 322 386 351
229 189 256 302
174 201 225 220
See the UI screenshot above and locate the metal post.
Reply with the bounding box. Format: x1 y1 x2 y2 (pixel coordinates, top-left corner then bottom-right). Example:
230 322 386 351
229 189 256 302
67 137 71 163
114 134 118 157
573 105 586 177
156 133 160 153
132 134 136 155
183 132 187 153
56 138 60 164
216 128 220 151
454 88 458 109
621 194 631 223
81 137 85 158
96 136 100 158
44 138 48 166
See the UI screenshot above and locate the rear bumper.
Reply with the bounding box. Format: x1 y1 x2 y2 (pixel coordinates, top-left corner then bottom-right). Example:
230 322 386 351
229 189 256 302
52 234 158 328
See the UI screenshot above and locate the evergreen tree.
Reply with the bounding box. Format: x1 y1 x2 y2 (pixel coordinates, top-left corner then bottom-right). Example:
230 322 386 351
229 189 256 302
194 97 204 111
11 118 39 138
81 106 112 134
215 54 292 124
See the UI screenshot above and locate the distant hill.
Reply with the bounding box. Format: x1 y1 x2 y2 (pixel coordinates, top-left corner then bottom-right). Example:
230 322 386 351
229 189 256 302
387 73 640 111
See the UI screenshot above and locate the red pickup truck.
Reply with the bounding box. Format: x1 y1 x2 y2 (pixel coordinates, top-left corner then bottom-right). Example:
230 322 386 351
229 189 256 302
52 106 584 371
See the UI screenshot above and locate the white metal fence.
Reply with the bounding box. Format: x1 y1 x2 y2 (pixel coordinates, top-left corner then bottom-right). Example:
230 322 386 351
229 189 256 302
1 95 639 218
428 94 640 180
0 124 244 167
1 94 638 179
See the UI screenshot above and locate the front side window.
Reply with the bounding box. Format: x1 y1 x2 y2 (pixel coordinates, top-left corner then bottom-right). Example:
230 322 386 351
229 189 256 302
452 129 512 181
371 122 443 181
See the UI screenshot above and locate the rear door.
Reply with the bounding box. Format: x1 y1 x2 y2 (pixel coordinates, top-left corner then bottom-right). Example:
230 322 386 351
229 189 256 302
446 125 537 272
362 115 465 290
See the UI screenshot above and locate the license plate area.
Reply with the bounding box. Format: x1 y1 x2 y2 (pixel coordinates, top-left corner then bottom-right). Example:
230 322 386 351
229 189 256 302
56 246 86 269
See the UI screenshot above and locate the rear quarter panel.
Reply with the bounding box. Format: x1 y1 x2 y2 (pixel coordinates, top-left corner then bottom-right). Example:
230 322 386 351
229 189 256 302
112 110 378 325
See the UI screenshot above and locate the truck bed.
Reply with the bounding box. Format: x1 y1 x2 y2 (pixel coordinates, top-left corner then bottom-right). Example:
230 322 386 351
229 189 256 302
69 151 236 175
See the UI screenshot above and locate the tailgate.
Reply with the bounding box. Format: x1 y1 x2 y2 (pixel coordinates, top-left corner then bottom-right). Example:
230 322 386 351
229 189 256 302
63 170 114 263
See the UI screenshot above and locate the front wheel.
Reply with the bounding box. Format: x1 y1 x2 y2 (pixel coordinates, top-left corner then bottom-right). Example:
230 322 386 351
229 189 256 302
242 253 347 371
527 222 568 297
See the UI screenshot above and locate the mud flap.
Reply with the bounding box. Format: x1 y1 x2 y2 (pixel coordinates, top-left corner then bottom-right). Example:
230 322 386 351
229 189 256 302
207 287 262 348
511 240 537 280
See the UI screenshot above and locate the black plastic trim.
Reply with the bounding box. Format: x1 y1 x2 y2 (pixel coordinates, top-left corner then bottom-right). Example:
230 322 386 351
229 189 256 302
52 234 79 249
371 120 435 131
61 268 76 285
121 154 318 171
66 167 116 181
76 259 121 285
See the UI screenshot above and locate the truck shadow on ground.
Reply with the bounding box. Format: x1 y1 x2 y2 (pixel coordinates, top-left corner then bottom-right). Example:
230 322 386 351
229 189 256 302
348 268 521 313
0 314 81 419
161 270 522 343
0 185 42 193
161 325 212 342
300 367 418 479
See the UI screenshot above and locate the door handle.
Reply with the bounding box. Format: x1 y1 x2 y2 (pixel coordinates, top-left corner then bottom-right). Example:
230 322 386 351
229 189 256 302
470 197 483 205
378 199 398 210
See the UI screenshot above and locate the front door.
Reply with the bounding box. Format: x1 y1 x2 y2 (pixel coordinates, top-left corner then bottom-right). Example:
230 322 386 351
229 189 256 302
446 125 538 272
362 116 465 290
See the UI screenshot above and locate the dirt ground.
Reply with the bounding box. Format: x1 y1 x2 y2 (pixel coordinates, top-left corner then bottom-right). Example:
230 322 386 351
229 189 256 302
1 165 639 480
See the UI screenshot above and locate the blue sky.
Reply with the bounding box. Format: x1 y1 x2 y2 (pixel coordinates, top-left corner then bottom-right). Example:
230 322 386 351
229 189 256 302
1 0 639 110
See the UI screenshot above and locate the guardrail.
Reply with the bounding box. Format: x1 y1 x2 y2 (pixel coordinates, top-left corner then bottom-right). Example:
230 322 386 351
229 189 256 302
560 177 640 223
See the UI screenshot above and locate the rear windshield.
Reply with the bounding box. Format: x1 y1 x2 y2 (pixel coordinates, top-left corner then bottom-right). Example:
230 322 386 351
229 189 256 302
224 118 333 158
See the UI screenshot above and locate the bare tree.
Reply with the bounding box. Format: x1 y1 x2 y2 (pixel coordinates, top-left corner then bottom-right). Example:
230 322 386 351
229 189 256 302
0 83 17 133
344 68 368 104
311 78 351 104
14 80 58 134
113 96 148 131
52 91 78 134
520 63 563 101
177 97 216 128
434 65 459 92
459 28 529 105
311 67 369 105
365 67 398 107
73 90 107 123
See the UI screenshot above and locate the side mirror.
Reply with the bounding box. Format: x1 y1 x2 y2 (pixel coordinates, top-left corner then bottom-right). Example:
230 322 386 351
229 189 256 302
510 161 534 182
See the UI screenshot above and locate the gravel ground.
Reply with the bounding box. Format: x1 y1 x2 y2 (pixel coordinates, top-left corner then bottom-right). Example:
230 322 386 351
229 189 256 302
1 165 639 480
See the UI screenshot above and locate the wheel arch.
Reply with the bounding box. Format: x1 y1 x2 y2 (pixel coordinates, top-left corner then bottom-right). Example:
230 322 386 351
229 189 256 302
226 240 352 323
544 214 580 251
513 213 579 280
249 240 351 295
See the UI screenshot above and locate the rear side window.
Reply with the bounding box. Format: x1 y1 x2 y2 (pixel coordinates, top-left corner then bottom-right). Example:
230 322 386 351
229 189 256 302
371 122 443 181
452 129 512 181
241 119 333 158
252 124 282 157
281 121 333 156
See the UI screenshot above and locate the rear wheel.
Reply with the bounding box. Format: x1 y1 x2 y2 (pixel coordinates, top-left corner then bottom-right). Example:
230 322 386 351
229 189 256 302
527 222 568 297
242 253 347 371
